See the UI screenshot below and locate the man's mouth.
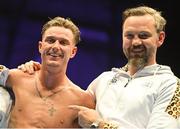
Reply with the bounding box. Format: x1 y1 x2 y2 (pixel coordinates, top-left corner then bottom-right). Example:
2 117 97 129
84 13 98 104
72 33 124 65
131 48 144 53
47 52 64 58
49 53 60 57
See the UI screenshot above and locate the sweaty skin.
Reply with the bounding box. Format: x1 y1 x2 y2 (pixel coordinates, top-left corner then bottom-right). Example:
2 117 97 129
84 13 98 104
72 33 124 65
7 70 95 128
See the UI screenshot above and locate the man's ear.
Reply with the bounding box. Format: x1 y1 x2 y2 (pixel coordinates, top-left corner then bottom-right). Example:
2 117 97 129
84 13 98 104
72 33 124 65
157 31 165 47
70 46 77 58
38 41 42 53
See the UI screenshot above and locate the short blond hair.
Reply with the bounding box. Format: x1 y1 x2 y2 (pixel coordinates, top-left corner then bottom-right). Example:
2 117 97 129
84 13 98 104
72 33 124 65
122 6 166 33
41 17 81 45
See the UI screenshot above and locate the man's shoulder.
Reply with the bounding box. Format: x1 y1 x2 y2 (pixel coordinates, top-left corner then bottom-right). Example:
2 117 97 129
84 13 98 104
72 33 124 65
70 85 95 108
10 68 34 77
68 84 85 93
67 84 92 98
8 69 35 86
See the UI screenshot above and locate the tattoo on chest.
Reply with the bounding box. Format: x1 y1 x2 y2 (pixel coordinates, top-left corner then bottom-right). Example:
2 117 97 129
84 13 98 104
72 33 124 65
48 106 56 116
34 77 65 117
42 97 57 116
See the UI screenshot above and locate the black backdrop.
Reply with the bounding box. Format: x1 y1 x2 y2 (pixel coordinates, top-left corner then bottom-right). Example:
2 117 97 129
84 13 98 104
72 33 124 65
0 0 179 89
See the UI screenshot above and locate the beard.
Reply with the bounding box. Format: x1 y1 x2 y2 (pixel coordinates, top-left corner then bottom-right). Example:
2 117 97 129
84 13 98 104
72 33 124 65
125 45 149 70
128 57 147 70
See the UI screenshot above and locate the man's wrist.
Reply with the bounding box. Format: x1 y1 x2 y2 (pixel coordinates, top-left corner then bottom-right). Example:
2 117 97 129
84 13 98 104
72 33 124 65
98 120 119 129
90 119 119 129
90 119 102 128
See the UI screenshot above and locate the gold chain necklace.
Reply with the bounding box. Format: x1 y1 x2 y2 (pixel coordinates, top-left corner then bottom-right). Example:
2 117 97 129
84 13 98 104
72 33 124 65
34 77 65 116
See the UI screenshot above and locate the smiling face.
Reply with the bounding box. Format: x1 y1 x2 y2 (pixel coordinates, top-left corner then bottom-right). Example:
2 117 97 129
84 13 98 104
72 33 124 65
122 14 165 68
39 26 77 71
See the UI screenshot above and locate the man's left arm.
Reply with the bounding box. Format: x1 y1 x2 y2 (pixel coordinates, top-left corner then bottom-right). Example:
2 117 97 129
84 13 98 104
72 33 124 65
147 77 179 129
69 105 119 129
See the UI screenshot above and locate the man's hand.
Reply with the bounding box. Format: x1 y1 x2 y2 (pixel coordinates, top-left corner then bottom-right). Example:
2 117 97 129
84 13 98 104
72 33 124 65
69 105 102 128
17 60 41 74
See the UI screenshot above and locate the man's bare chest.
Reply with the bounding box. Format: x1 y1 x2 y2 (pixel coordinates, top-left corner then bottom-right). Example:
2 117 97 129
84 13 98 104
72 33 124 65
10 102 79 128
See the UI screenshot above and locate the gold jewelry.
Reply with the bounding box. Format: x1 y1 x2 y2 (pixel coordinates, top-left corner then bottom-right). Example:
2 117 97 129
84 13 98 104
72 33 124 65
103 122 118 129
99 120 119 129
0 65 8 72
0 65 4 71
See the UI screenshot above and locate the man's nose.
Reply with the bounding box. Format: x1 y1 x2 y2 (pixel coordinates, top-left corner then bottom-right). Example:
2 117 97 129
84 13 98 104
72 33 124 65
132 36 142 46
53 40 62 47
52 40 61 51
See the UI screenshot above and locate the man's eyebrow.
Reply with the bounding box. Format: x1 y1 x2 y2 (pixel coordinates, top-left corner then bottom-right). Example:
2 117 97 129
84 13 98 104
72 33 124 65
45 36 70 42
45 36 55 39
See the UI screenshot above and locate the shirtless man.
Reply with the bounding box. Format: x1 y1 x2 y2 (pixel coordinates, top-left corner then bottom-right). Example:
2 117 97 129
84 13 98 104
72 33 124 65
1 17 95 128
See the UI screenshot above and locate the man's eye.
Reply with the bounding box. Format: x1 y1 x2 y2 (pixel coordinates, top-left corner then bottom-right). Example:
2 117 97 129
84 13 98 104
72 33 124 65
126 34 134 39
138 32 150 39
60 40 69 46
45 38 56 44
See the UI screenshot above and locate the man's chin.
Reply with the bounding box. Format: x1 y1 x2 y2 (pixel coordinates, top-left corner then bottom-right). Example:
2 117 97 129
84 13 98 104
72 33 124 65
130 53 144 58
129 57 146 68
47 62 60 67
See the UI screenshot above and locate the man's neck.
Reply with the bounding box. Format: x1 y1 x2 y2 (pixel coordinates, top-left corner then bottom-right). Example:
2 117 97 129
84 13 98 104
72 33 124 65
38 70 68 90
127 62 156 76
128 65 141 76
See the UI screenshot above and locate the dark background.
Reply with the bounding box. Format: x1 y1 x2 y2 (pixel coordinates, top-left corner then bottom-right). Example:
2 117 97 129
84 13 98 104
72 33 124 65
0 0 179 89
